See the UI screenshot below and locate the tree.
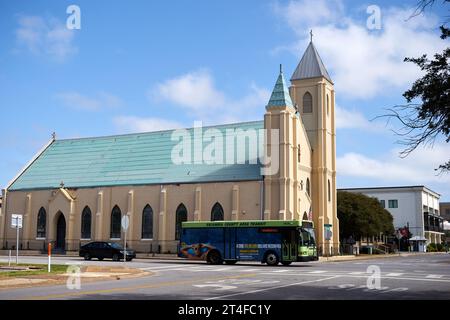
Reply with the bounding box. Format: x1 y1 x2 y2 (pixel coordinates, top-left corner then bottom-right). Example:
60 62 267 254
337 191 395 240
379 0 450 172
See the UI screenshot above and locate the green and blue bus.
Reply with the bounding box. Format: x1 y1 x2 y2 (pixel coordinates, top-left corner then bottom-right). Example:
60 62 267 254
178 220 318 266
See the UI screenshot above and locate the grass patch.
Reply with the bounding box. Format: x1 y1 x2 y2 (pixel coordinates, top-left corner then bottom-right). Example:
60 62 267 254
0 263 68 278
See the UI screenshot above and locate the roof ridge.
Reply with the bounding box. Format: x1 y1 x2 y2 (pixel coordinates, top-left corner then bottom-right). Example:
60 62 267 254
57 120 264 142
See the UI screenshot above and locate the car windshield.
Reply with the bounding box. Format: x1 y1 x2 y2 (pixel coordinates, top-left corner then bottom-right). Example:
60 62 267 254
109 243 123 250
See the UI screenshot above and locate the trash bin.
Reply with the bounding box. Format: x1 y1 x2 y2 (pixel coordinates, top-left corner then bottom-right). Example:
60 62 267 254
368 246 373 255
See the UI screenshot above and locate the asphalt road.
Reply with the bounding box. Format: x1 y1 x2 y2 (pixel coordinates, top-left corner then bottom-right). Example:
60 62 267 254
1 253 450 300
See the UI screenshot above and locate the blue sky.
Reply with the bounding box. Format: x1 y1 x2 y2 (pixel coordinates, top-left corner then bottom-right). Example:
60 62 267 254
0 0 449 200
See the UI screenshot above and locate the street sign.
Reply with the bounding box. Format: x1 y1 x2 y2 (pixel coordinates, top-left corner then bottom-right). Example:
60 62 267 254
121 215 130 266
11 214 23 229
11 214 23 264
121 215 129 231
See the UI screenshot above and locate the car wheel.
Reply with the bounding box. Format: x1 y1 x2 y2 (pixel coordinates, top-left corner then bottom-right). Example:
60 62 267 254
84 253 91 261
225 260 237 265
281 261 292 266
98 257 104 261
265 252 279 266
112 254 120 262
207 250 223 265
126 258 132 262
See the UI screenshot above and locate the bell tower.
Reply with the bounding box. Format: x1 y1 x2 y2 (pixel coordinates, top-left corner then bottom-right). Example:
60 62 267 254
263 65 298 222
289 38 339 256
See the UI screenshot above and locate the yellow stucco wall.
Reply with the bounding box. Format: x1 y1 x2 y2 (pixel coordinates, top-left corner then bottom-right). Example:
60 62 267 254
2 180 262 253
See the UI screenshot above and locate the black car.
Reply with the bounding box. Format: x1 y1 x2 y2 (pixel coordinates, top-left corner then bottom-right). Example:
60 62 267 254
79 242 136 261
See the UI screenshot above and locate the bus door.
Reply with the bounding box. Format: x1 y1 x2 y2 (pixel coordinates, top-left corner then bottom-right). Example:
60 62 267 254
281 229 297 262
224 228 237 260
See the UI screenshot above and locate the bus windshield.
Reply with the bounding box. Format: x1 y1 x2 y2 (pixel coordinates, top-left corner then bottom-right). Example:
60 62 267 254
299 228 316 246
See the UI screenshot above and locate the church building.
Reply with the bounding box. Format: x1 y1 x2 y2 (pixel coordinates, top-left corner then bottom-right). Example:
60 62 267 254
0 40 339 256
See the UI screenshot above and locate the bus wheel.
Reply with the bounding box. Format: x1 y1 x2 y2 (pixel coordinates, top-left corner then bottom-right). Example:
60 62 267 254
225 260 237 265
281 261 292 266
265 252 279 266
207 250 223 265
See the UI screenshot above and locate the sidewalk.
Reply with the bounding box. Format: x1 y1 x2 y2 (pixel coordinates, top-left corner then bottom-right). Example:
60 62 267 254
318 251 447 263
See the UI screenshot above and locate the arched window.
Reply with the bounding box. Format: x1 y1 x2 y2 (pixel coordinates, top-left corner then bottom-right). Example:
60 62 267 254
306 178 311 197
211 202 224 221
110 205 121 239
326 94 330 116
81 206 92 239
303 92 313 113
175 204 188 240
328 180 331 202
142 204 153 239
37 207 46 238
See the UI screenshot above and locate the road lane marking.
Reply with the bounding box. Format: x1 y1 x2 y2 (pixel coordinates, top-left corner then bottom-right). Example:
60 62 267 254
349 272 364 275
272 270 290 273
426 275 443 279
206 276 339 300
309 270 327 274
140 265 187 270
238 269 261 272
19 273 258 300
193 284 237 291
386 273 404 276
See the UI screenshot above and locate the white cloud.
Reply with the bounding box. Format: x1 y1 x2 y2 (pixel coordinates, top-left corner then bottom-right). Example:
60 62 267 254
273 0 344 31
150 69 270 123
151 69 226 111
55 92 122 111
337 142 450 184
15 15 76 61
113 116 183 133
335 105 385 131
274 1 446 99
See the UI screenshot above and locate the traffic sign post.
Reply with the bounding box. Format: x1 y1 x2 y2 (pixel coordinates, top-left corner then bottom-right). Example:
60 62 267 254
11 214 23 265
121 215 130 266
48 243 52 273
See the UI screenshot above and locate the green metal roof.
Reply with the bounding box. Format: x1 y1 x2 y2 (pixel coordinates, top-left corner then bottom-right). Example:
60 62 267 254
182 220 303 228
9 121 265 191
267 65 294 109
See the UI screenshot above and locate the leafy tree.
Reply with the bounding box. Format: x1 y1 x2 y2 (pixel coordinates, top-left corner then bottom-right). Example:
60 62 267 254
337 191 395 240
379 0 450 172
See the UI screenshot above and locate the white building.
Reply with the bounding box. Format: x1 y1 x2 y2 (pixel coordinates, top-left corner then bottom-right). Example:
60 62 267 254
339 186 444 251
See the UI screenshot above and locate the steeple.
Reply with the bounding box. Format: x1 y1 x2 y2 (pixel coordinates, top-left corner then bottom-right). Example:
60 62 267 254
290 40 332 83
266 64 294 110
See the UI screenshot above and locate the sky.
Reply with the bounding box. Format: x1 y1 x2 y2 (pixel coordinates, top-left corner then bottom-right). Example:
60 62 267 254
0 0 449 200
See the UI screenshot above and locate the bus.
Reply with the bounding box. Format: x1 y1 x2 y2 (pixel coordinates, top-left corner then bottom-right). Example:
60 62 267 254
178 220 318 266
